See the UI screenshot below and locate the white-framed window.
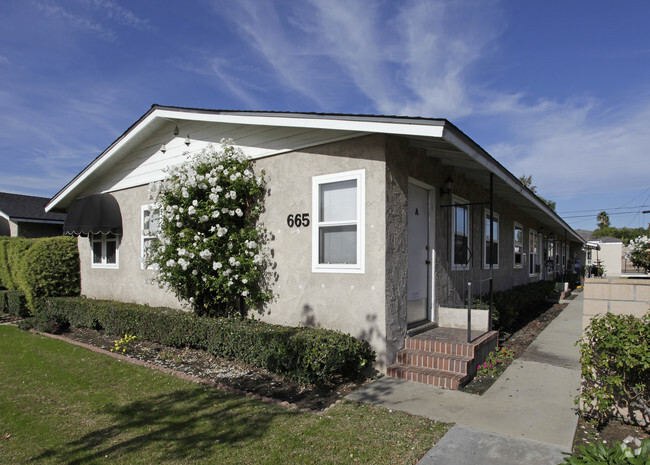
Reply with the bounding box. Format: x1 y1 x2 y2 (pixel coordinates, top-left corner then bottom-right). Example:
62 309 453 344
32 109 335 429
452 196 470 270
484 210 499 269
514 222 523 268
91 234 119 269
141 204 160 269
312 169 365 273
529 229 538 276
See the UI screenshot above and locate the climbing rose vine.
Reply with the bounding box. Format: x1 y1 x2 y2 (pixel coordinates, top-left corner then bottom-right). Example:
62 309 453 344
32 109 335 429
625 235 650 273
146 140 270 317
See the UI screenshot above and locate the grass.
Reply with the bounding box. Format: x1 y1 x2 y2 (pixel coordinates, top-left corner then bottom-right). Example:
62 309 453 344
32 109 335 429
0 325 450 464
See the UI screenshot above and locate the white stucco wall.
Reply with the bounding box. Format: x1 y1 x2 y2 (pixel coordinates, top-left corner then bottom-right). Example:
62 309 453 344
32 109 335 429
78 135 390 369
254 135 388 368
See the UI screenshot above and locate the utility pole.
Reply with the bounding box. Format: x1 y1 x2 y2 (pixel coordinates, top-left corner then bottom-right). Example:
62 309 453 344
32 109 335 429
643 210 650 230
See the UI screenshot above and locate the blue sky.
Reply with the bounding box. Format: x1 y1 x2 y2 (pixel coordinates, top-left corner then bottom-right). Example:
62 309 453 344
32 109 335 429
1 0 649 231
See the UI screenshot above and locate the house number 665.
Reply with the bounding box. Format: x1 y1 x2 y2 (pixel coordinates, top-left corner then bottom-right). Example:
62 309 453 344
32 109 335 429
287 213 310 227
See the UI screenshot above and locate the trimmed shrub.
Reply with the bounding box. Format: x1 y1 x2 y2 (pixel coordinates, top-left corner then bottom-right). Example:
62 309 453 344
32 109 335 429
42 297 376 386
0 290 29 316
0 290 28 317
487 280 558 332
18 236 80 311
18 310 70 334
0 237 33 290
0 237 9 289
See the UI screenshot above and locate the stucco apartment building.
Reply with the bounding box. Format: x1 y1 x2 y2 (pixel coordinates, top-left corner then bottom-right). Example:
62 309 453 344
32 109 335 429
46 106 584 375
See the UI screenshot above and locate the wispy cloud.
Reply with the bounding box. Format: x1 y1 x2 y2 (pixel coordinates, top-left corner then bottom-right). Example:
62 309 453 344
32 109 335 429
31 0 151 42
80 0 152 30
32 0 117 41
200 0 649 204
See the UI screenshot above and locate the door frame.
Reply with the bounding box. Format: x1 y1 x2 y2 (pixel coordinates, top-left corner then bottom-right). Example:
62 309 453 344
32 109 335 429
407 178 436 326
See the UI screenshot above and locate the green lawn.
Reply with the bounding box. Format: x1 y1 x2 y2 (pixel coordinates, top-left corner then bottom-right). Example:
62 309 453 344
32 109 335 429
0 325 450 464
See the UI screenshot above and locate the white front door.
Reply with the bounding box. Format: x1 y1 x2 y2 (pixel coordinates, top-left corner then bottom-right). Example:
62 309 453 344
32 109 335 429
407 183 432 325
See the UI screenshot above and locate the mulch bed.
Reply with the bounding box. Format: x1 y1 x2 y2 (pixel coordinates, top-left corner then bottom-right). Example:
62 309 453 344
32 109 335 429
38 325 374 412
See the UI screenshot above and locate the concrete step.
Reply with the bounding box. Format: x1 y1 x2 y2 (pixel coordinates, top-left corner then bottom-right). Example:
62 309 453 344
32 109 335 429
397 349 473 374
386 363 468 390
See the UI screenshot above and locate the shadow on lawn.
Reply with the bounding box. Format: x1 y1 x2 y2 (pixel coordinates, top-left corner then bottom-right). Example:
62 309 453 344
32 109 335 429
29 385 300 464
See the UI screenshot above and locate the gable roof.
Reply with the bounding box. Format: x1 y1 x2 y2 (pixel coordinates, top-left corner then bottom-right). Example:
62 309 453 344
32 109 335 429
0 192 66 223
45 105 584 244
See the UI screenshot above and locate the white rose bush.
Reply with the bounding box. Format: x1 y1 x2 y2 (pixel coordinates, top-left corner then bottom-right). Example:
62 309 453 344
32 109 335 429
146 140 270 317
625 235 650 273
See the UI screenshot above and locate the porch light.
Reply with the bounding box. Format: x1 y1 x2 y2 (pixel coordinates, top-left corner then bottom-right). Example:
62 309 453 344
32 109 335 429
440 176 454 196
173 125 179 136
160 143 167 153
185 135 191 146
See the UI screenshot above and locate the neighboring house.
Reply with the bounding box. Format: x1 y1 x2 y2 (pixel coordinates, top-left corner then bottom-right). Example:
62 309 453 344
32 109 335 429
46 105 585 374
0 192 66 238
579 230 624 277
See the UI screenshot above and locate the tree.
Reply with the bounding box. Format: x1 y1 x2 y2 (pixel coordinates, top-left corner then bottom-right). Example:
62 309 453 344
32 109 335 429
596 211 610 229
518 174 556 211
592 226 650 244
146 140 271 317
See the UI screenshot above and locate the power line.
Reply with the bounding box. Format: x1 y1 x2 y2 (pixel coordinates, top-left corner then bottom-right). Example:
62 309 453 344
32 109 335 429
562 211 644 219
559 204 650 214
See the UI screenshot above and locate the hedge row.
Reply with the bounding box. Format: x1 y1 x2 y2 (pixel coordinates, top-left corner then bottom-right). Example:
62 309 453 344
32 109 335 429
488 280 559 332
0 237 80 313
42 297 376 386
0 290 28 317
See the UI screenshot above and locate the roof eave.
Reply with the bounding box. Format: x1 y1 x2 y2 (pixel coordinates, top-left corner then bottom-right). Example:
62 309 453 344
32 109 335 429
441 124 585 244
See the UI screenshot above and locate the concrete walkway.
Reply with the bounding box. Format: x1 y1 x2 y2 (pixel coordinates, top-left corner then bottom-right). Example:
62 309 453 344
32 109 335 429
347 293 584 465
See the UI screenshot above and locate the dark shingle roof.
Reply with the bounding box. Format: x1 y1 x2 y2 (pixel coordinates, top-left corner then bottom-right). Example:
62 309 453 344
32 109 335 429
0 192 66 222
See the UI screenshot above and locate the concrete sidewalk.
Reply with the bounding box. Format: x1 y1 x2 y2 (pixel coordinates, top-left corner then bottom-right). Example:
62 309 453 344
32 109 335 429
347 293 584 464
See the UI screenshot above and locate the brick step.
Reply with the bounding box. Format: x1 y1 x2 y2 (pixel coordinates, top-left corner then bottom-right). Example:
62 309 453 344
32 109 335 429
396 349 472 374
404 331 495 358
387 364 468 390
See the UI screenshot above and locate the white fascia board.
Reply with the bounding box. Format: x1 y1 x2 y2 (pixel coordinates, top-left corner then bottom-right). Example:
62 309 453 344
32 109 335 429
154 109 446 138
47 109 446 212
442 127 584 244
12 218 65 225
0 211 9 221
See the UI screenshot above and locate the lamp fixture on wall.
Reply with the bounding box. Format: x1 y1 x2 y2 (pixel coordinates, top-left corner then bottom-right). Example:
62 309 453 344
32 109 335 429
440 175 454 196
160 143 167 153
173 125 179 136
184 135 191 146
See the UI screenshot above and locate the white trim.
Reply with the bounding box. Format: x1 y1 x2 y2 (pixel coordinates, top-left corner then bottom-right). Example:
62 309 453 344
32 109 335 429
312 169 365 274
153 109 445 137
90 234 120 269
483 209 499 270
8 218 64 224
47 109 445 212
451 195 470 271
513 222 524 269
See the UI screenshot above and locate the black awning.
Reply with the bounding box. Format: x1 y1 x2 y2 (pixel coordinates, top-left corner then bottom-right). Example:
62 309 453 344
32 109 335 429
63 194 123 236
